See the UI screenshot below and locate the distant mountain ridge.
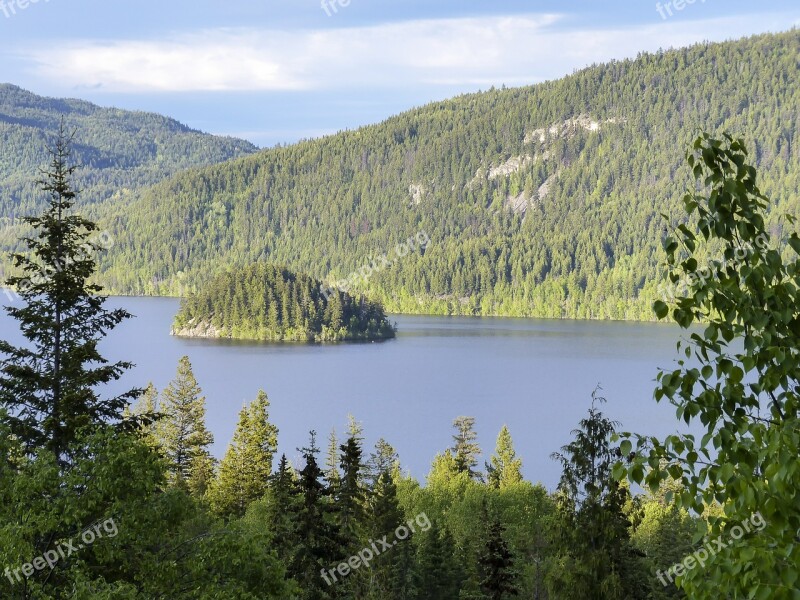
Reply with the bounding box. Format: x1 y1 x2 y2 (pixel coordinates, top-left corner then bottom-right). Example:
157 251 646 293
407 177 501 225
0 83 257 233
4 30 800 320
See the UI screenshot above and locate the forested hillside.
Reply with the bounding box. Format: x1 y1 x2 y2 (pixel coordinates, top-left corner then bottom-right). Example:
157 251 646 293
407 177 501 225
20 31 800 318
0 84 257 253
172 262 395 342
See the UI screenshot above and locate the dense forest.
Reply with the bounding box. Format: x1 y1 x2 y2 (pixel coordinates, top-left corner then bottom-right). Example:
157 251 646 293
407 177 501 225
0 83 257 263
172 262 396 342
73 30 800 320
0 124 798 597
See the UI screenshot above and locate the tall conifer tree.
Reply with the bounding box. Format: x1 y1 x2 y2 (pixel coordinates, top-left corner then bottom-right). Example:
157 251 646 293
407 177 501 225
452 416 482 479
486 425 523 489
158 355 215 495
0 124 137 463
210 389 278 516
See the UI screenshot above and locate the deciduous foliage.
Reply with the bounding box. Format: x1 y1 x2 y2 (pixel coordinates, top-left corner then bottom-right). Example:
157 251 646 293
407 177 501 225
624 134 800 598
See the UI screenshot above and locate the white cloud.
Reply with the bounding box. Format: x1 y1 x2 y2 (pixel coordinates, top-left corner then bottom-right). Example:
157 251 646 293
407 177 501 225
25 12 795 93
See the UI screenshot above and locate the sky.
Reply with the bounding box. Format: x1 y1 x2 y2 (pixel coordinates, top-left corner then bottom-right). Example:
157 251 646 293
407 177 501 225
2 0 799 147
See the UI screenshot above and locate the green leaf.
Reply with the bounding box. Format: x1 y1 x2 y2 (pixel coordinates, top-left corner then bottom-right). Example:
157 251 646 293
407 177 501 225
789 235 800 256
653 300 669 320
619 440 632 456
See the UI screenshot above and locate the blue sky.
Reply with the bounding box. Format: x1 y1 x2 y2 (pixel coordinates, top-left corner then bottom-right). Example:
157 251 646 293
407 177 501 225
2 0 798 147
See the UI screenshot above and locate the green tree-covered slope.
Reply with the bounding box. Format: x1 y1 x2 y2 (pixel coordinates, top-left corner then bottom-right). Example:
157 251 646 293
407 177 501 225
0 83 257 248
80 32 800 317
172 262 396 342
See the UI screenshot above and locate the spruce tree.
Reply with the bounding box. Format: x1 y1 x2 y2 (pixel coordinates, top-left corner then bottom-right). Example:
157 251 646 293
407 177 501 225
158 355 215 495
268 454 301 568
292 431 342 599
369 469 416 598
486 425 523 489
0 125 138 463
337 428 368 600
479 507 519 599
338 421 367 547
416 522 461 600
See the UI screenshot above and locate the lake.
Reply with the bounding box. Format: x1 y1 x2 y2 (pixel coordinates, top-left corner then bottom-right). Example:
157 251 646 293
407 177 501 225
0 294 692 489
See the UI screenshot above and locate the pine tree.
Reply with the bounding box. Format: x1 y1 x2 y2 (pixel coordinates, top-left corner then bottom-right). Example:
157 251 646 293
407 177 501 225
158 355 215 495
209 390 278 517
0 124 138 463
452 416 482 479
327 291 344 331
486 425 523 489
337 428 368 600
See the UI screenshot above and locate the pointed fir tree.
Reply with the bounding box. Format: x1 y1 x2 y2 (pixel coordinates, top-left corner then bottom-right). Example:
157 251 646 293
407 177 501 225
324 427 341 490
416 522 461 600
452 415 482 479
158 355 215 495
367 468 416 598
338 432 366 549
292 431 342 598
0 125 138 463
390 530 419 600
478 505 519 599
486 425 523 490
209 390 278 517
266 454 301 569
337 427 368 600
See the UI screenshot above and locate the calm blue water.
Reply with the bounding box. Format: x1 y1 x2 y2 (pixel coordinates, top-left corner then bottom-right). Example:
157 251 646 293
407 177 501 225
0 294 692 489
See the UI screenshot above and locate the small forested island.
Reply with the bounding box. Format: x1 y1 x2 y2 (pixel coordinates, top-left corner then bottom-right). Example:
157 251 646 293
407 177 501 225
171 263 396 342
